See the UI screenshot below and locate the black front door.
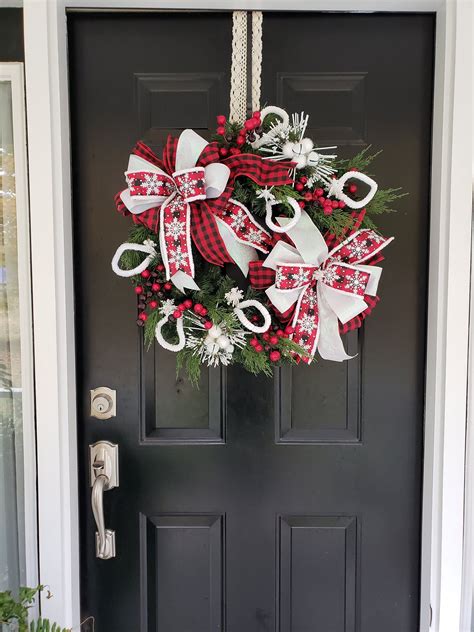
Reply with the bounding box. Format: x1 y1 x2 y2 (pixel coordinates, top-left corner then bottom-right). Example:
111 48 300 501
69 11 434 632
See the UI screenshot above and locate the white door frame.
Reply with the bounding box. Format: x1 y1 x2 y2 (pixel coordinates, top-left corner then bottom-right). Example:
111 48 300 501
22 1 473 630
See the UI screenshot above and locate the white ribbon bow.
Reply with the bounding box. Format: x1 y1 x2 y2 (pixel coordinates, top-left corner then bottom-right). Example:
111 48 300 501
263 210 393 362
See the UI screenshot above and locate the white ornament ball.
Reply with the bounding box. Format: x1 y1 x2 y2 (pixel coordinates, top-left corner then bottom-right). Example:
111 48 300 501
204 335 214 346
208 325 222 339
205 340 219 354
227 344 235 354
216 334 230 350
300 137 314 154
282 141 296 159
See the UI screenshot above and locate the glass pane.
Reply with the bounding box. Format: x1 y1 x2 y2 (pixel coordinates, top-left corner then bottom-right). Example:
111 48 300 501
0 79 26 592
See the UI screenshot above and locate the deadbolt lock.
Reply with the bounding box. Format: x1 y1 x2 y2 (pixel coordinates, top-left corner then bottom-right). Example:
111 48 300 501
90 387 116 419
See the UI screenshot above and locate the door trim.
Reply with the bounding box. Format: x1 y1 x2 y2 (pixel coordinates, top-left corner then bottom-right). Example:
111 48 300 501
22 2 472 630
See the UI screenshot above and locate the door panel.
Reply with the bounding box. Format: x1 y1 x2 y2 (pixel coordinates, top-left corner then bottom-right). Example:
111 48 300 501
69 11 434 632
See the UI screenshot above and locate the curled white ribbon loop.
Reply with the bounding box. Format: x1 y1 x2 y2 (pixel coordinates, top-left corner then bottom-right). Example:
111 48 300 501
258 189 302 234
327 171 378 210
111 240 156 278
234 299 272 334
155 315 186 352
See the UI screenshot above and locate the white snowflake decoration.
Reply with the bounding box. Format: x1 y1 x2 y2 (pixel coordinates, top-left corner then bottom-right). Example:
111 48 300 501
344 270 366 293
304 291 319 309
247 227 263 244
143 173 159 195
322 266 339 286
347 240 370 260
224 287 244 307
160 299 176 317
177 172 197 198
230 209 246 231
169 246 188 268
143 239 157 255
293 269 310 287
166 217 186 239
299 313 316 333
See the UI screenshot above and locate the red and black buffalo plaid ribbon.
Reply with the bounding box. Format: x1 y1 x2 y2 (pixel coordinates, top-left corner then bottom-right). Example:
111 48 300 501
116 137 294 267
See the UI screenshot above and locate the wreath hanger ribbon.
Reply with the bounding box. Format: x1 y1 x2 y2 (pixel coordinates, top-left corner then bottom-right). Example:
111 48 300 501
263 210 393 362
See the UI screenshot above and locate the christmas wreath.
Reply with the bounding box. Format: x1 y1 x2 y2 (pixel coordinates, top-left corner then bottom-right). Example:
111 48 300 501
112 105 400 385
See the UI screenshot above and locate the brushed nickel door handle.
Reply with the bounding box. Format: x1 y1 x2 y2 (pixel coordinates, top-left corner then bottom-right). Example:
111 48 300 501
89 441 119 560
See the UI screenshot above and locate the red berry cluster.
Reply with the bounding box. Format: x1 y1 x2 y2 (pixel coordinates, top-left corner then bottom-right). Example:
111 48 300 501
215 111 262 157
249 324 295 363
168 300 213 330
134 264 171 325
134 267 213 330
294 175 346 217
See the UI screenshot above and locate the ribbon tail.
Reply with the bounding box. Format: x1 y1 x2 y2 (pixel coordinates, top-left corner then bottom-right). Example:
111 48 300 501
215 217 258 277
316 285 354 362
171 270 200 293
159 195 196 289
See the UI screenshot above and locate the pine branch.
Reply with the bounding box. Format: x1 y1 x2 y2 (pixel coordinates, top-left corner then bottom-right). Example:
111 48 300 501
365 187 407 215
334 145 382 175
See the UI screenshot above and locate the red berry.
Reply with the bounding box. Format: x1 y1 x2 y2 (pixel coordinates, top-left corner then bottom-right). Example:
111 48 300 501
157 264 165 272
244 119 255 130
149 300 158 309
178 303 187 311
138 312 147 321
230 147 241 155
255 344 263 352
269 350 281 362
204 321 213 330
251 315 259 322
193 303 204 314
236 136 245 147
172 309 182 319
250 337 259 347
350 167 358 172
151 282 161 292
295 182 304 192
219 147 229 157
316 188 324 196
304 192 313 201
318 196 326 204
298 201 306 208
348 183 358 193
285 325 295 335
324 206 333 216
252 111 261 119
184 299 193 309
299 176 308 184
276 329 285 337
262 332 270 342
141 269 151 279
338 201 346 209
135 285 144 295
269 335 279 345
164 282 172 291
331 200 339 208
200 307 208 316
216 126 225 135
216 115 226 126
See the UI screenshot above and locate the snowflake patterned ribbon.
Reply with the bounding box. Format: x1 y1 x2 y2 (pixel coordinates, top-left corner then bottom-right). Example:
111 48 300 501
264 210 393 362
120 130 272 289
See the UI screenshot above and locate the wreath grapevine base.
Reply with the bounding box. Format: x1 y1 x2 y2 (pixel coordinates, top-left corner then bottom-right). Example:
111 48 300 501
112 107 402 385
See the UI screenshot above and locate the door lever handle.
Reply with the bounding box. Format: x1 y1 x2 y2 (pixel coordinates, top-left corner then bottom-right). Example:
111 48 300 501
89 441 119 559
